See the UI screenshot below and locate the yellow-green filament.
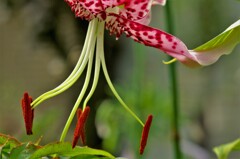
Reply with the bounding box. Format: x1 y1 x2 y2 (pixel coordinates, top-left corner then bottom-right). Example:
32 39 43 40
163 58 177 64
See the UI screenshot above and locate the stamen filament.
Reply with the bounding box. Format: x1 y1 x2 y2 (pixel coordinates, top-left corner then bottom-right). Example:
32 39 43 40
82 22 103 109
60 19 98 142
31 20 97 108
163 58 177 64
60 47 94 141
98 21 144 127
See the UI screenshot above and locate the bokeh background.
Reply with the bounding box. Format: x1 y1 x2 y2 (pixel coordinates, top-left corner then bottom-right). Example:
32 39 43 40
0 0 240 159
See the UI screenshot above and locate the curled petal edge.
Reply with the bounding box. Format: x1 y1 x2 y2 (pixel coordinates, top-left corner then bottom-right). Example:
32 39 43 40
190 19 240 66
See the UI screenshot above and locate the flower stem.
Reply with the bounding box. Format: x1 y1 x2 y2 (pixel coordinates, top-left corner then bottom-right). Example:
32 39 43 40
165 1 182 159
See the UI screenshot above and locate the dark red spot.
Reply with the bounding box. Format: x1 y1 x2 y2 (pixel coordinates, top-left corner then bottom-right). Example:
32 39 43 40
156 44 163 48
136 32 140 36
100 11 106 20
85 1 94 7
148 35 154 39
143 31 148 36
95 2 101 7
134 1 140 5
165 34 173 42
141 3 148 10
138 11 144 17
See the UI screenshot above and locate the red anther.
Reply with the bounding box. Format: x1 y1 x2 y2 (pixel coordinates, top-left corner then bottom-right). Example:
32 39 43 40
77 108 82 119
72 108 82 148
139 115 153 155
72 106 90 148
21 92 34 135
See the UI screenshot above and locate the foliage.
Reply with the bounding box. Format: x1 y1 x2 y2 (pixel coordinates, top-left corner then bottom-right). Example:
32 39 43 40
194 19 240 52
214 138 240 159
0 133 116 159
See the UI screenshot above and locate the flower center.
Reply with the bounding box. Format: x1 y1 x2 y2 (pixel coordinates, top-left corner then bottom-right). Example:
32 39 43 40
105 5 121 21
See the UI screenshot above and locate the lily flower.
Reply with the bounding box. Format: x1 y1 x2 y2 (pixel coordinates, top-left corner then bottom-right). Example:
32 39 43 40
65 0 240 67
28 0 167 153
24 0 239 154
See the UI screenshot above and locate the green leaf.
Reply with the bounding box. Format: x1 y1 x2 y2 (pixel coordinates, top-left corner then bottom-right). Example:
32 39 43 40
194 19 240 52
9 143 39 159
70 155 112 159
0 144 11 159
9 144 26 159
0 133 21 150
29 142 115 159
213 138 240 159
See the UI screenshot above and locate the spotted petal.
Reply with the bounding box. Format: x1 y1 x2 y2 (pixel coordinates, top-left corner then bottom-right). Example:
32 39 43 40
135 12 152 25
96 0 155 21
65 0 96 20
135 0 166 25
120 0 152 21
110 15 198 66
66 0 154 22
103 0 166 22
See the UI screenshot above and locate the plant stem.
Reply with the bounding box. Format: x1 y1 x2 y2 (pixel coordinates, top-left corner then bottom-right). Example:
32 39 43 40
165 1 182 159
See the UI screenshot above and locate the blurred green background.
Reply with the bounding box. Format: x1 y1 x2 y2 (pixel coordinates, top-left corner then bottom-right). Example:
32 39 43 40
0 0 240 159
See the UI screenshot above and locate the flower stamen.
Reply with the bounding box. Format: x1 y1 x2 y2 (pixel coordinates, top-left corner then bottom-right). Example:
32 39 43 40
98 20 144 126
21 92 34 135
139 115 153 155
30 19 97 109
72 106 90 148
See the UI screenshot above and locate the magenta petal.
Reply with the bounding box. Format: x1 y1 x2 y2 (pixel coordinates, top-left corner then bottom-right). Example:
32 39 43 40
77 0 104 15
101 0 126 9
113 15 197 65
135 12 151 25
119 0 152 21
153 0 167 6
65 0 96 21
103 0 154 21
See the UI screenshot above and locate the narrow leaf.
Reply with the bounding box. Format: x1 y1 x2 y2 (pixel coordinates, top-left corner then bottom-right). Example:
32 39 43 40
0 133 21 149
213 138 240 159
9 143 38 159
0 144 11 159
9 144 26 159
29 142 115 159
70 155 112 159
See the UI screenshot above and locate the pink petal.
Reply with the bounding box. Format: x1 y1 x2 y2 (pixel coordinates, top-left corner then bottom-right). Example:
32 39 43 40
101 0 126 8
105 13 124 38
135 12 152 25
100 0 154 21
112 15 198 65
65 0 96 21
77 0 105 18
119 0 152 21
152 0 167 6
